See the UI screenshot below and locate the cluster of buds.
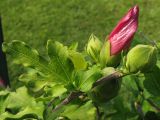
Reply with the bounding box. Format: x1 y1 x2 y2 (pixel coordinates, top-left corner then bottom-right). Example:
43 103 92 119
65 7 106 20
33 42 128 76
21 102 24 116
86 5 158 103
87 5 157 73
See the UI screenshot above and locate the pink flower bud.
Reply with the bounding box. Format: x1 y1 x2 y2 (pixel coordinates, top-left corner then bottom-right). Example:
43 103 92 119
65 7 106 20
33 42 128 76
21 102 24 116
109 5 139 55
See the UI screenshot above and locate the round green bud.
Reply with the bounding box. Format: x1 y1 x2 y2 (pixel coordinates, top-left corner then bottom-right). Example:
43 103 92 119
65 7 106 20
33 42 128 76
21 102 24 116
88 67 121 103
100 41 121 68
126 44 157 73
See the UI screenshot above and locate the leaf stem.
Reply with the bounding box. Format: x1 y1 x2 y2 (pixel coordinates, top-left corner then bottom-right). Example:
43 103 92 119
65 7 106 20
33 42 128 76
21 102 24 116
48 97 58 107
93 103 101 120
92 71 122 88
146 99 160 112
52 91 83 112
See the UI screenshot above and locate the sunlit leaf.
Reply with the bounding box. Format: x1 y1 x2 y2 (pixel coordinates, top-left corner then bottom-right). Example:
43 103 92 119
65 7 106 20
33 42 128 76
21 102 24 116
62 101 96 120
0 86 44 120
77 65 102 92
68 50 87 70
47 40 74 84
2 41 67 85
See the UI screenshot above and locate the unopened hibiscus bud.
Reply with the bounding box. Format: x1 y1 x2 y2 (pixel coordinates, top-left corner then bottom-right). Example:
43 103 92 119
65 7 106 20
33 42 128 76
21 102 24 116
86 34 102 62
126 45 157 73
109 5 139 55
100 41 121 67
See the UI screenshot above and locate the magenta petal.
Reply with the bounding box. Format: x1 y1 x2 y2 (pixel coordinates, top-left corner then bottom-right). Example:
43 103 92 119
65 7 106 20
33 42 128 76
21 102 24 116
109 5 139 55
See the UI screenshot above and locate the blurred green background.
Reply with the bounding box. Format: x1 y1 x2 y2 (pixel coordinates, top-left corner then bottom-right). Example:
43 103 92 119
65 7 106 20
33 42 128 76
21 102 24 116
0 0 160 86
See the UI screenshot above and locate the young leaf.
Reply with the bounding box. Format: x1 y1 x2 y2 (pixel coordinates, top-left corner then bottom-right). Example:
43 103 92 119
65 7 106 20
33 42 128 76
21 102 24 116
0 86 44 120
68 50 87 70
0 90 9 114
61 101 96 120
3 41 71 85
2 41 38 66
69 42 78 51
2 41 49 74
122 75 139 96
77 65 102 92
47 40 74 84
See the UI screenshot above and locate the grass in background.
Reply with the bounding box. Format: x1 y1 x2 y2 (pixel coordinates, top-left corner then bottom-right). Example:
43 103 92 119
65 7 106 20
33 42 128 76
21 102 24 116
0 0 160 87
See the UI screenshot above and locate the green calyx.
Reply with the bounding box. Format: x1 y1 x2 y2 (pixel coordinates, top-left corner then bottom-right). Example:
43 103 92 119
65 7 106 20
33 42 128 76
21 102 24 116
126 44 157 73
100 41 121 68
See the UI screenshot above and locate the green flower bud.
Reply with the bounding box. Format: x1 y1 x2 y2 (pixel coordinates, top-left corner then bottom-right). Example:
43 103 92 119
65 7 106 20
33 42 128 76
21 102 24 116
86 34 102 62
88 68 121 103
100 41 121 68
126 44 157 73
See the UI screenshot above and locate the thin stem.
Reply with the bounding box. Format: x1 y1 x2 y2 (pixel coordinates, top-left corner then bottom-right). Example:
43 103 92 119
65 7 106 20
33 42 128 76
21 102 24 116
92 72 122 88
94 103 101 120
52 91 83 112
48 97 58 107
146 99 160 112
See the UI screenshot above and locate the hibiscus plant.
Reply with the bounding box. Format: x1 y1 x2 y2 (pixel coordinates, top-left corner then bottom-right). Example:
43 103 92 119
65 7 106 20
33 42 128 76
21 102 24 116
0 5 160 120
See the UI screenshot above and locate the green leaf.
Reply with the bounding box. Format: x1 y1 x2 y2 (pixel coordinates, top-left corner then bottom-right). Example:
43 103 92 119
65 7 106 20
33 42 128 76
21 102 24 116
122 75 139 96
2 41 65 84
0 86 44 120
44 84 67 98
44 106 65 120
142 101 155 113
1 106 43 120
3 41 49 74
47 40 74 84
0 90 9 114
157 60 160 67
19 68 53 93
99 93 138 120
68 50 87 70
62 101 96 120
77 65 102 92
144 65 160 97
2 41 38 66
69 42 78 51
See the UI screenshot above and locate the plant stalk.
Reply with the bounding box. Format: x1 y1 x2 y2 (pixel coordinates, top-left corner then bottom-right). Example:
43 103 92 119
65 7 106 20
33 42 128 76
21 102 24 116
146 99 160 112
52 91 83 112
92 71 122 88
